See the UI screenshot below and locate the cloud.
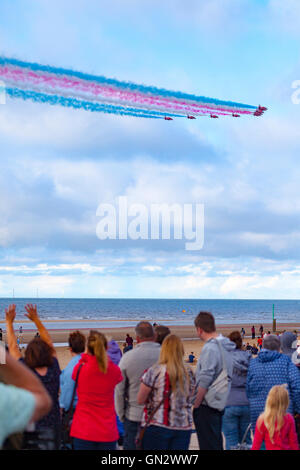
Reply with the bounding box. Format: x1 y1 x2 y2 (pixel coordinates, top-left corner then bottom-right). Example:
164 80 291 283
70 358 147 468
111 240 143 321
142 265 162 272
1 0 300 298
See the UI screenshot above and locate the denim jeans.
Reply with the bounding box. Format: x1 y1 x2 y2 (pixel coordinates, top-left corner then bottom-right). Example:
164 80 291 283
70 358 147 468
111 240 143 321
142 425 192 450
73 437 117 450
123 418 140 450
222 405 252 450
193 405 224 450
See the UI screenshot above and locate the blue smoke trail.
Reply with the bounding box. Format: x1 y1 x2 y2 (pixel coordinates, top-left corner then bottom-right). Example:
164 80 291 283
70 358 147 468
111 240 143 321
6 87 185 119
0 57 257 110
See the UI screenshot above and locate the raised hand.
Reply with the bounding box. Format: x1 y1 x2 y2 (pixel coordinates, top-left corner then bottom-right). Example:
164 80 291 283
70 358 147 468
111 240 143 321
24 304 39 323
5 304 17 323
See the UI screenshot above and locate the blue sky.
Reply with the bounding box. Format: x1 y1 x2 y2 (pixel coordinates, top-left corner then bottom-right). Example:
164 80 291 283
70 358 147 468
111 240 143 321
0 0 300 299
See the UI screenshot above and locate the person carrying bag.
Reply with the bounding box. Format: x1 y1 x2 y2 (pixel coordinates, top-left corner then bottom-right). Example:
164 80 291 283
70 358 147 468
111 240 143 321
137 335 196 451
203 339 231 411
193 311 235 451
135 389 171 450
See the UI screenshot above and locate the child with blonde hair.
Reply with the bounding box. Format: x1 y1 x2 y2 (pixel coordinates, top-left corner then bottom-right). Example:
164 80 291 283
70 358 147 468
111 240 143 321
252 385 299 450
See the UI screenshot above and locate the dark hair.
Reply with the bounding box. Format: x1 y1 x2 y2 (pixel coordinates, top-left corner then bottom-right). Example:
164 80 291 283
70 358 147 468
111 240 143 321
154 325 171 345
194 311 216 333
68 330 86 354
135 321 154 340
228 331 242 349
24 338 54 369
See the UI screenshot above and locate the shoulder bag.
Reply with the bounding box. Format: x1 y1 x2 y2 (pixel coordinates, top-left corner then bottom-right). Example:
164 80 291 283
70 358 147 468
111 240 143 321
135 388 172 450
203 339 230 411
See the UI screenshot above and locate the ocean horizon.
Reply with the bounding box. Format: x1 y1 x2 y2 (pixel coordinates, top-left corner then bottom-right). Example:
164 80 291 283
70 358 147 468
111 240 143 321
0 298 299 330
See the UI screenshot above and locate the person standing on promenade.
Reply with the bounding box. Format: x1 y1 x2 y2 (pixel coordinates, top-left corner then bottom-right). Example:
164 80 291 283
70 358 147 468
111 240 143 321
115 321 161 450
5 304 61 449
70 330 123 450
60 331 86 413
252 385 299 450
246 335 300 435
222 331 252 450
193 312 236 450
137 334 196 450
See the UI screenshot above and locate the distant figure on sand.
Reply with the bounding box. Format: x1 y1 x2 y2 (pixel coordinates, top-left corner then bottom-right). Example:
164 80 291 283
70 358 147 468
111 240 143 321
259 325 264 338
251 326 255 339
122 342 132 354
188 352 195 363
125 334 133 350
257 337 263 350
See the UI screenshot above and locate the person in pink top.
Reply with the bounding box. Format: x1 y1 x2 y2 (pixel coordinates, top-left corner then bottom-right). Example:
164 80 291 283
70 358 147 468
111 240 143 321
252 385 299 450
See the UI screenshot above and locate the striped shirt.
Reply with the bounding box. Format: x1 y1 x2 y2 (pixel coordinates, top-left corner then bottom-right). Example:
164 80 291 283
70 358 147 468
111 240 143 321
141 363 196 430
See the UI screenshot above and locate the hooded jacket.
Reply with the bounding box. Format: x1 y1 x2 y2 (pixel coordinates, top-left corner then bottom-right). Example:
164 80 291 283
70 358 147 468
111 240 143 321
246 349 300 431
195 335 236 409
107 340 122 366
280 332 298 363
226 348 252 407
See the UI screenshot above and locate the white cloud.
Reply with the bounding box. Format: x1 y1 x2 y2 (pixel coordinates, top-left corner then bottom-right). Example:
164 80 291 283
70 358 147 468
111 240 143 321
142 265 162 272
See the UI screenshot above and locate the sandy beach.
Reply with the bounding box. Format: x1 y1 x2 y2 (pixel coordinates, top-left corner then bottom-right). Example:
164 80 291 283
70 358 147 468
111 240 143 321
3 321 299 370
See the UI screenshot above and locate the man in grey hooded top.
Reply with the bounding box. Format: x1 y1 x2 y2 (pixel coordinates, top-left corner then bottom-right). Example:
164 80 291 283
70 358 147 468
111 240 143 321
193 311 236 450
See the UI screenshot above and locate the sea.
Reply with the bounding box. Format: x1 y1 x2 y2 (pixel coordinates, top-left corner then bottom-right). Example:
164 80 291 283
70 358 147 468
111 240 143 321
0 298 299 331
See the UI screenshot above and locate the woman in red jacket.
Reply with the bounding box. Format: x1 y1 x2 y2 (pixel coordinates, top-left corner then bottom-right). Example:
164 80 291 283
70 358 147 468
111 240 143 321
70 330 123 450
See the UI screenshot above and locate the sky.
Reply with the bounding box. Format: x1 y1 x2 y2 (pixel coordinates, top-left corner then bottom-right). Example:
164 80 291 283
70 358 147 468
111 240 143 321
0 0 300 299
